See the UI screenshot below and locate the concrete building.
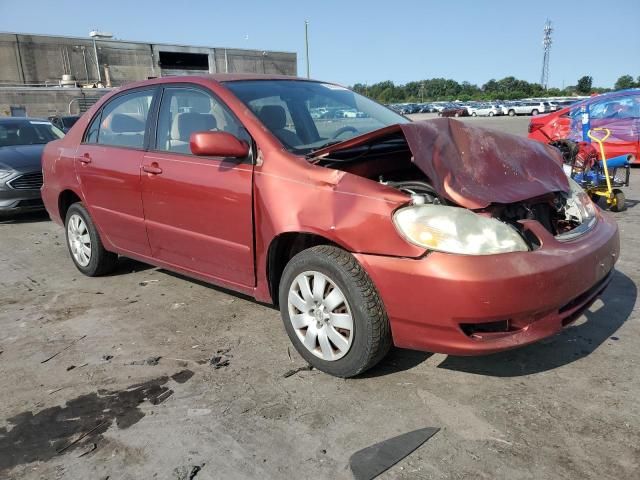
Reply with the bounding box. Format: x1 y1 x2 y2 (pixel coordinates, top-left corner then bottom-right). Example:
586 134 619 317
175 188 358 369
0 32 297 117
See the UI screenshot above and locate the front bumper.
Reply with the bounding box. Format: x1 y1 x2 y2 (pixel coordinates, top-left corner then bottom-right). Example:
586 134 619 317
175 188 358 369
355 212 620 356
0 174 44 215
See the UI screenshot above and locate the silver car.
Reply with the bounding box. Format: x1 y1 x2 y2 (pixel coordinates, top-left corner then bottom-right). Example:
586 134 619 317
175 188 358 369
503 101 547 116
0 118 64 216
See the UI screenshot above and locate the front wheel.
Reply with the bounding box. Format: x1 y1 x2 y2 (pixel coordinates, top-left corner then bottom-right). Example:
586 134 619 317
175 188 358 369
279 245 391 377
65 203 118 276
508 110 516 117
489 111 494 117
531 109 539 116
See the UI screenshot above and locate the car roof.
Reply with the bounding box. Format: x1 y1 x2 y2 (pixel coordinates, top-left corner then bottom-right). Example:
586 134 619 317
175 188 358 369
117 73 317 91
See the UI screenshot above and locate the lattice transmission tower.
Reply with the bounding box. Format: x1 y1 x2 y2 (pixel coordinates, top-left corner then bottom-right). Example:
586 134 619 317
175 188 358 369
540 20 553 89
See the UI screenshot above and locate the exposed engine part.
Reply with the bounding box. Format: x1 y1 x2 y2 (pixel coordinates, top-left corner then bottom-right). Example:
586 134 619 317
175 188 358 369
551 139 598 171
492 192 581 242
379 178 441 205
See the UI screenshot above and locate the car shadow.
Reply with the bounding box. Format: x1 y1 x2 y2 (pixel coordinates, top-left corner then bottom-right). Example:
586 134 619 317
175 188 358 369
436 270 636 377
158 269 262 305
359 348 434 378
107 257 156 276
0 210 50 224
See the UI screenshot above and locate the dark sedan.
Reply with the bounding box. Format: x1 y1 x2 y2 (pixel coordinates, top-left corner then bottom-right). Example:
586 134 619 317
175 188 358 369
439 106 469 117
0 118 64 216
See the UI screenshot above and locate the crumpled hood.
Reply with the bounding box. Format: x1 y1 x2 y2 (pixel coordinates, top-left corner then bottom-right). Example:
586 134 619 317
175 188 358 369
315 118 570 209
0 144 45 172
399 119 569 209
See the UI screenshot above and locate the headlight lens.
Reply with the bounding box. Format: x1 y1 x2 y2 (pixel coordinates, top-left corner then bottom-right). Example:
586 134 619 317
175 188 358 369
393 204 529 255
565 177 597 223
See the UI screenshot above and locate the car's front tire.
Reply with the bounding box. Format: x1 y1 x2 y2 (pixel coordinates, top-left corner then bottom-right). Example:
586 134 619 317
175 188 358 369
65 203 118 276
279 245 391 378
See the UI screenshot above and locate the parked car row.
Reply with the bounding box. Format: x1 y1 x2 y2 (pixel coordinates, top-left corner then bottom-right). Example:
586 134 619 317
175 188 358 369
388 98 581 117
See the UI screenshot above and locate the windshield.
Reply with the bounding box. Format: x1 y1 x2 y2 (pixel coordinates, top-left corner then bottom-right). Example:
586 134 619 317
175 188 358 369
0 120 64 147
224 80 409 154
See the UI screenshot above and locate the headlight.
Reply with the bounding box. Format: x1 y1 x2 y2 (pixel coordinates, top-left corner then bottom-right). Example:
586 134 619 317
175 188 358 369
565 177 597 223
0 163 13 180
393 204 529 255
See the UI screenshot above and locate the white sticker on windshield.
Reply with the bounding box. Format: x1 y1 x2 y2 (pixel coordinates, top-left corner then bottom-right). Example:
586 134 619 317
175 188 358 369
29 121 50 125
322 83 348 91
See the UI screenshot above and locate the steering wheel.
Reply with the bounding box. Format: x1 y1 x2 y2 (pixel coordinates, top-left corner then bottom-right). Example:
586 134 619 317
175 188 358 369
332 126 358 139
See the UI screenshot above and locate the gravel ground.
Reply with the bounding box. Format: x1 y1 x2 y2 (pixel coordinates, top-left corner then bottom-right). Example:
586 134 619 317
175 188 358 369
0 116 638 480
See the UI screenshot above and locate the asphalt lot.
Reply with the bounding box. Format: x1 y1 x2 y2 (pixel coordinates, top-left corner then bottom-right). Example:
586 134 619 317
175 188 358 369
1 115 638 480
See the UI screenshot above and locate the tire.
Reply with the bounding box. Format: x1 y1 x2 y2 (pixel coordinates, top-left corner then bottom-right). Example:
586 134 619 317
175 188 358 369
610 189 626 212
471 112 477 117
531 109 539 116
65 203 118 276
508 110 515 116
279 245 391 378
454 112 460 117
489 112 494 117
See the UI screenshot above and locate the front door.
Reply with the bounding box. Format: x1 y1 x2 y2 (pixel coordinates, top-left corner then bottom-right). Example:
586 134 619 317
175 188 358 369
75 88 155 256
141 85 254 288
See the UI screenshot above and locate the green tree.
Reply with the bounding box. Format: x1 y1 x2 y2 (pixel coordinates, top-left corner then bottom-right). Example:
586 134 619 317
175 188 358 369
576 75 593 94
614 75 636 90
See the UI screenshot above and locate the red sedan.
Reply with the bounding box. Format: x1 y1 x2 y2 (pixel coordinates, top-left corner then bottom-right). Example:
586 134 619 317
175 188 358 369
529 90 640 162
41 75 619 377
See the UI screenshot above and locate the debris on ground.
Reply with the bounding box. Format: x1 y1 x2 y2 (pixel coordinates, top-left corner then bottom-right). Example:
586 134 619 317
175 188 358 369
77 442 97 458
41 335 87 364
283 364 313 378
173 463 204 480
66 365 76 371
199 348 232 369
149 389 174 405
102 354 113 361
349 427 440 480
171 369 195 384
130 356 162 366
138 280 159 287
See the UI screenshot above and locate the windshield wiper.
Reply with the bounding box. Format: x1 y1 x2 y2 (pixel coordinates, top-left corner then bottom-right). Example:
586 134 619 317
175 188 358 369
304 139 347 156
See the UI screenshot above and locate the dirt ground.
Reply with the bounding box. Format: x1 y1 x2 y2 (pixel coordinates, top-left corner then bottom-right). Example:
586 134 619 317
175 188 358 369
1 116 638 480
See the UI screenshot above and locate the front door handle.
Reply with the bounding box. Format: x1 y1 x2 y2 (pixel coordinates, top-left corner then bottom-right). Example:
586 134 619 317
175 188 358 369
142 163 163 175
78 153 91 164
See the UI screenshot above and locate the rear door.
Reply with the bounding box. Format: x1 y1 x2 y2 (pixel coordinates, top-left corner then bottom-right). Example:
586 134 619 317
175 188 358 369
75 88 156 256
140 85 255 288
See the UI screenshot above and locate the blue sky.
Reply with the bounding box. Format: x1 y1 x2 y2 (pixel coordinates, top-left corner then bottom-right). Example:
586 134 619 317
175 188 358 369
1 0 638 88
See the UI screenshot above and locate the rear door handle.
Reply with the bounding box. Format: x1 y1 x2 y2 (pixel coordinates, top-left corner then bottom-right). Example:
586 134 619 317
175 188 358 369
142 163 163 175
78 153 91 164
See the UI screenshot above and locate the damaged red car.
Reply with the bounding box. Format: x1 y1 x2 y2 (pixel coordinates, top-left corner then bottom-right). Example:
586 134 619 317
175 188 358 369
41 75 620 377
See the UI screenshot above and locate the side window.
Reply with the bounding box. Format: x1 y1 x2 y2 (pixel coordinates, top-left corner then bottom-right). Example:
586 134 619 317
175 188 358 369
590 97 639 120
156 87 250 155
96 90 153 148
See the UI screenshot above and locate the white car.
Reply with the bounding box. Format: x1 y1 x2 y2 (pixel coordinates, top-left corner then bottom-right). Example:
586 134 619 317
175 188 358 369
503 101 547 116
470 105 501 117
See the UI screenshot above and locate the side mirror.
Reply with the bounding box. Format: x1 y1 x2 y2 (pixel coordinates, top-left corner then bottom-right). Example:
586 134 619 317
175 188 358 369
190 131 249 158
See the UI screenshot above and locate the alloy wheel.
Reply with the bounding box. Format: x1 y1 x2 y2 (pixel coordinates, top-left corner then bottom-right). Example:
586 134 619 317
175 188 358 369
67 213 91 267
287 271 354 361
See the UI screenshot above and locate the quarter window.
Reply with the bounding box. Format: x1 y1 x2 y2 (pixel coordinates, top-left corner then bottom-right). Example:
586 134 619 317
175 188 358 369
155 87 249 154
88 90 153 148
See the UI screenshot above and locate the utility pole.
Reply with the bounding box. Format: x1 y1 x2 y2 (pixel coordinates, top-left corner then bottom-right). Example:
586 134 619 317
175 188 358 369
540 20 553 90
304 20 310 78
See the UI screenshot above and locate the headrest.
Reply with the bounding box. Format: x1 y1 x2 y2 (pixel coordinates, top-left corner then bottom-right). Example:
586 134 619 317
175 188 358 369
171 113 217 141
258 105 286 130
110 114 145 133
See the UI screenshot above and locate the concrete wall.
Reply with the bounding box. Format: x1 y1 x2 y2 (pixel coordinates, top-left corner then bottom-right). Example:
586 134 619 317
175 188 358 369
0 32 297 87
0 87 112 118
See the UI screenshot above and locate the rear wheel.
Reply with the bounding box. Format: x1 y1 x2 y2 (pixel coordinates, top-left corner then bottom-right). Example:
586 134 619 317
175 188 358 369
279 245 391 378
610 189 626 212
471 112 477 117
531 109 539 116
65 203 118 276
508 109 516 116
489 111 495 117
